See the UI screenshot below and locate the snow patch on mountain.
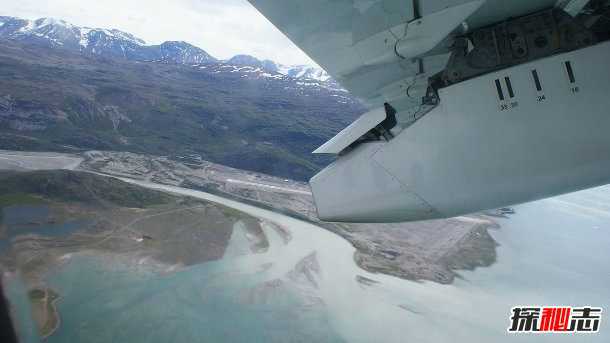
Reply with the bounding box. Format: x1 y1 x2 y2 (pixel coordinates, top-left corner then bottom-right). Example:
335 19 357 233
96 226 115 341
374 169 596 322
280 65 332 82
156 41 214 64
0 16 218 64
3 16 146 50
105 28 145 45
78 27 92 48
225 54 332 83
0 16 338 87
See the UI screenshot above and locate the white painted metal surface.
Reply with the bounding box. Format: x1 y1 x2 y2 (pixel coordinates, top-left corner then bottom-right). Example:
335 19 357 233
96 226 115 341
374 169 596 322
557 0 592 17
248 0 557 108
249 0 610 222
313 107 386 154
312 41 610 221
394 1 485 60
310 142 436 221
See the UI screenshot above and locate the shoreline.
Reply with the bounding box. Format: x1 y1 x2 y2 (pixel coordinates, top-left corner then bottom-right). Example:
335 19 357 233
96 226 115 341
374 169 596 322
43 289 61 339
1 149 502 285
123 177 501 285
2 153 608 343
153 173 501 284
27 287 61 339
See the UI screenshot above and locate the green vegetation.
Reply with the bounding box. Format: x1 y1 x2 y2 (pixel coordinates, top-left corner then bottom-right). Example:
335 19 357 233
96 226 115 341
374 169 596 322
0 170 174 208
0 193 46 207
28 288 60 338
28 288 46 300
0 41 363 180
219 205 251 219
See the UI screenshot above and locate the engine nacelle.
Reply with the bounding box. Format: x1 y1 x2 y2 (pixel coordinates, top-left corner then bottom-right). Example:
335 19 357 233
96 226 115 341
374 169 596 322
310 41 610 222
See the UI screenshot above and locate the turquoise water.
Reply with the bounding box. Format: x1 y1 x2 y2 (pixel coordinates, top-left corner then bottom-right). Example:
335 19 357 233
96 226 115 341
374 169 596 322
0 205 91 252
5 180 610 343
4 276 40 343
43 218 345 343
2 206 49 226
128 181 610 343
2 205 91 238
45 255 343 343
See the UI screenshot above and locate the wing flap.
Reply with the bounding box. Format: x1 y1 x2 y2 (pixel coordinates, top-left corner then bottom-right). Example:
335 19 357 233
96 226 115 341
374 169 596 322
312 107 386 154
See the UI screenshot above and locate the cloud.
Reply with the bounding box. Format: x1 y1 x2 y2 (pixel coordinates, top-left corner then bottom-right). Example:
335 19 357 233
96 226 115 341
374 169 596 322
0 0 316 65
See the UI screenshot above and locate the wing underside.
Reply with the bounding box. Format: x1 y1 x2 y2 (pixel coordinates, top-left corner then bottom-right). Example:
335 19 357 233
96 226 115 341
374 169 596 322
248 0 557 130
247 0 610 223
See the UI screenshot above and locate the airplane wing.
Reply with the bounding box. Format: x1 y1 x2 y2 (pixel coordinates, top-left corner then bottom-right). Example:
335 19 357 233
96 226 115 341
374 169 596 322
249 0 610 223
247 0 558 118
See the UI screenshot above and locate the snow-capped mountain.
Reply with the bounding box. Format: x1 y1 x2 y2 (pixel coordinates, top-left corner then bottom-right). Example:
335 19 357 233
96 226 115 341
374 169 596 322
278 64 332 82
227 54 266 68
0 16 216 64
0 16 334 84
226 54 331 83
156 41 216 64
0 16 363 181
0 16 145 49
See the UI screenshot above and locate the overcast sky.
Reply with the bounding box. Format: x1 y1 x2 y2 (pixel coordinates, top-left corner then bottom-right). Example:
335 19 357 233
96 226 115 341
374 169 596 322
0 0 315 65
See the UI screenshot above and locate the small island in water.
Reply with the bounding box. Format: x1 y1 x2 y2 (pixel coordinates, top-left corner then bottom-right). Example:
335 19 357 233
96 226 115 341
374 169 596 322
0 170 269 339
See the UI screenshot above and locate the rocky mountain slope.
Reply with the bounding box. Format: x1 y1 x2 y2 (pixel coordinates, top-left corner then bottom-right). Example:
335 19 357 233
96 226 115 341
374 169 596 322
0 16 216 64
0 16 332 82
0 16 364 180
227 54 332 82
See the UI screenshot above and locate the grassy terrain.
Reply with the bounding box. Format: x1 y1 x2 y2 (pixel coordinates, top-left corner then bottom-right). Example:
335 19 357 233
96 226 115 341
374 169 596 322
0 41 364 180
28 288 60 338
0 170 173 208
0 169 268 284
0 193 46 207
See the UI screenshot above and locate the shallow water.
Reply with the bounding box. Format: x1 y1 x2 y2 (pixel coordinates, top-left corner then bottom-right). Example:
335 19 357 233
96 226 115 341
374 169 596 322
0 205 91 253
7 180 610 342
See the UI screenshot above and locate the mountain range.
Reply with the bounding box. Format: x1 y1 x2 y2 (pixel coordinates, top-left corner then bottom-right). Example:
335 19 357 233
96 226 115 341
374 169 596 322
0 16 363 180
0 16 332 82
